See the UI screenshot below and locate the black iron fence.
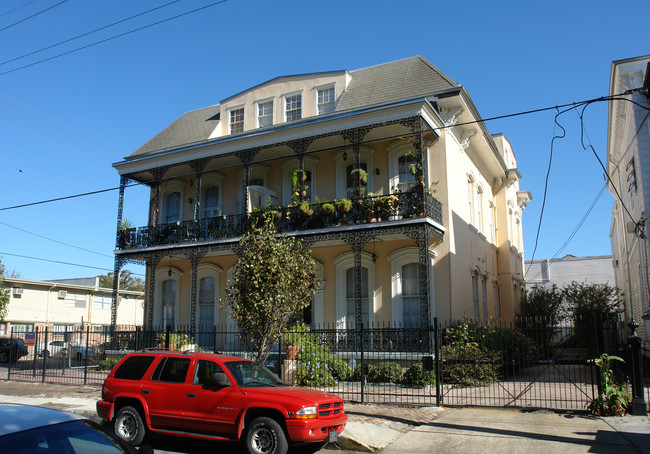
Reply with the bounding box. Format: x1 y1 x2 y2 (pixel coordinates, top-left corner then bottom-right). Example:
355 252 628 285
2 318 648 412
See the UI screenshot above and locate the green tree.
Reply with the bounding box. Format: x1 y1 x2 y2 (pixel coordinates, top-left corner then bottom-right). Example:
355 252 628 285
0 259 9 322
518 284 564 355
562 282 622 356
223 214 317 364
98 270 145 292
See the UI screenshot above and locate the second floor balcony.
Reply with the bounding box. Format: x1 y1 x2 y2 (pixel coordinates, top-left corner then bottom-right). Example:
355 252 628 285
117 190 443 251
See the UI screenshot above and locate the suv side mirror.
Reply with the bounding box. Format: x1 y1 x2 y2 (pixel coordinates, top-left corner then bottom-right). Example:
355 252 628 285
212 372 230 387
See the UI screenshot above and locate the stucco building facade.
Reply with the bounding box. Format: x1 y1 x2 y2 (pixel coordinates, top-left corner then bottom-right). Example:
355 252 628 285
608 54 650 339
111 56 531 333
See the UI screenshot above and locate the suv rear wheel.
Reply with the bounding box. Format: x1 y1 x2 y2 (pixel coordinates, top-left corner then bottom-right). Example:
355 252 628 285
114 405 146 446
244 416 288 454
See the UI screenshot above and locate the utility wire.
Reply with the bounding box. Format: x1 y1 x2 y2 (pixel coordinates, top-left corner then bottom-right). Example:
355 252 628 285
0 0 230 77
0 0 181 68
0 1 38 20
0 251 115 273
0 0 67 33
0 221 113 258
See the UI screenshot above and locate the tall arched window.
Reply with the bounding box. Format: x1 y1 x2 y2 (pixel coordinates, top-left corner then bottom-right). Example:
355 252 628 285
161 179 185 224
155 266 182 329
282 157 318 205
387 141 417 194
165 192 180 223
467 174 475 225
201 173 224 218
388 247 435 328
476 185 484 233
471 266 480 321
334 147 374 200
334 252 375 328
196 263 222 348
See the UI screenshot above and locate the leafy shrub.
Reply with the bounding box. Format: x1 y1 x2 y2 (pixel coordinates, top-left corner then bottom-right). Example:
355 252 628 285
291 327 350 387
587 354 631 416
401 361 435 387
97 357 121 371
442 343 501 387
367 361 402 383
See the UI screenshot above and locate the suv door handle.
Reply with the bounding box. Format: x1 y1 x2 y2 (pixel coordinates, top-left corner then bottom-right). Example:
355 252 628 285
142 389 150 394
187 393 196 398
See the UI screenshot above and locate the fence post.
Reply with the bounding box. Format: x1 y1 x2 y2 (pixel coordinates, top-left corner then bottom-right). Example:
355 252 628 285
83 326 90 385
41 327 48 383
165 326 171 350
434 318 441 407
359 324 365 404
628 319 648 415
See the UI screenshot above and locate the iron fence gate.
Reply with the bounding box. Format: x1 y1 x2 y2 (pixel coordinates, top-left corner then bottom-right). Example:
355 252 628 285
2 318 647 412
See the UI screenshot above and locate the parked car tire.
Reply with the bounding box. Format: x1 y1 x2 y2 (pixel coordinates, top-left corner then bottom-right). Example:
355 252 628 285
244 416 288 454
114 405 146 446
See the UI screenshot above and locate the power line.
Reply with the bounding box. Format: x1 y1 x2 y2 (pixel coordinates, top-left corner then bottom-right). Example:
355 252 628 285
0 0 181 68
0 221 113 258
0 0 67 33
0 251 114 273
0 0 230 77
0 1 38 20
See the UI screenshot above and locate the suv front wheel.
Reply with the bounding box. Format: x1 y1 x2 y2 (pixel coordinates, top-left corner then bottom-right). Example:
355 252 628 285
114 405 146 446
244 416 288 454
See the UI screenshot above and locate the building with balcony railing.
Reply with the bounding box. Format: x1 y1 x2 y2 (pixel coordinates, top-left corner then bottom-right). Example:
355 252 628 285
110 56 531 332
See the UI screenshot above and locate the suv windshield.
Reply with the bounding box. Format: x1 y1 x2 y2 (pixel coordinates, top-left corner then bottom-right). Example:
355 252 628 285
224 361 285 387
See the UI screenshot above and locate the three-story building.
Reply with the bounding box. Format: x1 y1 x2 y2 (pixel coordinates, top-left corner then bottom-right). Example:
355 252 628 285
110 56 530 334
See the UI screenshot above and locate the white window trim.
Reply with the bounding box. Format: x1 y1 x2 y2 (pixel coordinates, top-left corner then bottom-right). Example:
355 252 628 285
313 82 337 115
471 265 480 321
201 172 225 218
282 91 303 122
388 247 436 326
467 172 476 226
161 179 185 224
155 266 183 328
255 97 275 128
476 184 484 233
228 104 246 134
196 263 222 332
333 146 375 199
387 140 413 193
281 156 319 205
333 251 375 328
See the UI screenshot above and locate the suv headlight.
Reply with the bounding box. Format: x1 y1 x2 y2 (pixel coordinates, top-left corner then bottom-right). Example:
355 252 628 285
295 406 317 419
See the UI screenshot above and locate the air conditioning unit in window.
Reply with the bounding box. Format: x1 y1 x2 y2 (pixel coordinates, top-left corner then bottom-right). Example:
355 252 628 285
12 288 23 296
612 259 619 267
58 290 67 299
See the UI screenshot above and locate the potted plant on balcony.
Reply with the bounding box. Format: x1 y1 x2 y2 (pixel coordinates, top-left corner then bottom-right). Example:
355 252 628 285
299 201 314 217
118 218 133 248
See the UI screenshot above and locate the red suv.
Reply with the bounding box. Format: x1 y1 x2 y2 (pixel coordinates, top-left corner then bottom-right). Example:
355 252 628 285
97 350 347 454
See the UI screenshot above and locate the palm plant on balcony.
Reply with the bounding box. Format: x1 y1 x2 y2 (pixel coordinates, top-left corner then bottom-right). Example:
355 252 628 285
117 218 133 248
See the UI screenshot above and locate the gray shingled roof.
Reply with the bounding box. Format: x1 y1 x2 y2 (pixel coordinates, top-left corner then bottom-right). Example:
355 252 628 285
131 105 220 157
127 56 458 159
335 56 457 112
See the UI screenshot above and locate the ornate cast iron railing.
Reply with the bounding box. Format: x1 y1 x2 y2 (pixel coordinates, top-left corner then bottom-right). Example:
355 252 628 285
117 190 443 250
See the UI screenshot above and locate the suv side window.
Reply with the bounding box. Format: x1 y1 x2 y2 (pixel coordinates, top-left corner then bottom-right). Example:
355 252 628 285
194 360 226 385
114 356 155 380
151 357 191 383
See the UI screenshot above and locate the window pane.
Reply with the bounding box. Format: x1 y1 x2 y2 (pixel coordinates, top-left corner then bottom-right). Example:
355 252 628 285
398 154 416 192
166 192 180 223
199 277 215 328
318 87 335 114
258 101 273 127
203 186 220 218
402 263 420 328
230 108 244 133
345 267 369 326
285 95 302 122
162 279 176 327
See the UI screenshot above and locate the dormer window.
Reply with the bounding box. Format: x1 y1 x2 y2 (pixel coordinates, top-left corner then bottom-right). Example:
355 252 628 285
285 93 302 122
257 100 273 128
316 86 335 114
229 107 244 134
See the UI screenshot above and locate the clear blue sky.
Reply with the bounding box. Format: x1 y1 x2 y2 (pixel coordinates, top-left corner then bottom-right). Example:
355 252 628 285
0 0 647 281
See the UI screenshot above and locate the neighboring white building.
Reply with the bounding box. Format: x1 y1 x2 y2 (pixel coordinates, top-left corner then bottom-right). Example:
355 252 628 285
525 255 616 288
1 277 144 335
607 54 650 339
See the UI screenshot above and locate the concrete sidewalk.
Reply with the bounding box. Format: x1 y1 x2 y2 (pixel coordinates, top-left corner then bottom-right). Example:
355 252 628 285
0 380 648 453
